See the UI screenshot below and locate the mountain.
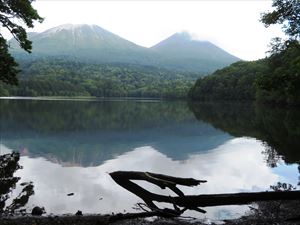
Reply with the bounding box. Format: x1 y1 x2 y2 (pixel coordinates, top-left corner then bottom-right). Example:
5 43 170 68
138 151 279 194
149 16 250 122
151 32 240 72
10 24 153 64
10 24 239 73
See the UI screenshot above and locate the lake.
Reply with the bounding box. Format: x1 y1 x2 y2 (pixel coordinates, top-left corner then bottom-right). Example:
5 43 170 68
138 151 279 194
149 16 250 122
0 98 299 221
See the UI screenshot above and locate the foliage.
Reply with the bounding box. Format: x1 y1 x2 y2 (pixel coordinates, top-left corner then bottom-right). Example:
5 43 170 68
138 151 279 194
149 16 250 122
0 0 43 85
0 38 18 85
257 0 300 104
188 60 268 101
1 59 199 98
256 41 300 104
261 0 300 41
189 44 300 105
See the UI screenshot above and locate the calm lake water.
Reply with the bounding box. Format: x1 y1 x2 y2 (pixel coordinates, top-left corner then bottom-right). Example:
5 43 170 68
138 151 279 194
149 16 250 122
0 98 299 221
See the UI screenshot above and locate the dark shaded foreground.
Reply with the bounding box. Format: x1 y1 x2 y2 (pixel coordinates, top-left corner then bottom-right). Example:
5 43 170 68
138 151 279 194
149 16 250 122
0 216 205 225
1 205 300 225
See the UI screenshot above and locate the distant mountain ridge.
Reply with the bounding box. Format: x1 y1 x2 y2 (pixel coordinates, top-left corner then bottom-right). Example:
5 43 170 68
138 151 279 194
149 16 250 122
150 32 239 72
10 24 240 73
11 24 153 65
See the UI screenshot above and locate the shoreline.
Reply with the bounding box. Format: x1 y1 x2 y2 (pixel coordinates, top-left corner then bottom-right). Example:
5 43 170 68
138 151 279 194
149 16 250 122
0 96 165 102
0 214 209 225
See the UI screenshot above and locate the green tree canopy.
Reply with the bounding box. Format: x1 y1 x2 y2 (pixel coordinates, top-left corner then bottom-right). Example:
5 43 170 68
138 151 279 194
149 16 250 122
258 0 300 104
261 0 300 56
261 0 300 40
0 0 43 85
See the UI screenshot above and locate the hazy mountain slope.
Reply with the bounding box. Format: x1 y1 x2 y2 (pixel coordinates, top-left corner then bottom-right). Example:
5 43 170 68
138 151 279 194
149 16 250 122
10 24 154 64
10 24 240 73
151 32 240 72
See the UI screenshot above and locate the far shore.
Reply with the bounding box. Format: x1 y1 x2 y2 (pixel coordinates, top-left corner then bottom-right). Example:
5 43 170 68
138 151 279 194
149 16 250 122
0 96 165 102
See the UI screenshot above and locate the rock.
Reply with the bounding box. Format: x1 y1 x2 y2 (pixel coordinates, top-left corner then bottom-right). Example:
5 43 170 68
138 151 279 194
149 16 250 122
75 210 83 216
31 206 45 216
67 193 74 196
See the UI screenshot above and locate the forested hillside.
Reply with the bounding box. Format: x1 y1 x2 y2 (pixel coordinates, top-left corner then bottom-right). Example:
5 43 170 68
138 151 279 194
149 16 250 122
189 41 300 105
0 58 199 98
189 60 268 101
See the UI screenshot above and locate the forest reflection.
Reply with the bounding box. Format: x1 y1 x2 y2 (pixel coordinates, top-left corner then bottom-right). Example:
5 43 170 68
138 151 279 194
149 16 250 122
1 99 299 167
189 102 300 165
0 99 192 132
0 99 231 166
0 153 34 216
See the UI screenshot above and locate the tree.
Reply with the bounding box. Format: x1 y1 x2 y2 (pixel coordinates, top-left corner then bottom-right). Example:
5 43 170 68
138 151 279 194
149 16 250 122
261 0 300 53
261 0 300 39
0 0 43 85
256 0 300 105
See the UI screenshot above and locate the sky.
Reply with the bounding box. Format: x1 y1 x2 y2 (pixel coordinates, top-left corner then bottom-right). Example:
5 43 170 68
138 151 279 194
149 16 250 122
3 0 285 60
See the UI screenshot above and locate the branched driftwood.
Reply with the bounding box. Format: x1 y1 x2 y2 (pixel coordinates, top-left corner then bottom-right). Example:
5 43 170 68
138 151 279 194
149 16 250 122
110 171 300 218
110 171 207 214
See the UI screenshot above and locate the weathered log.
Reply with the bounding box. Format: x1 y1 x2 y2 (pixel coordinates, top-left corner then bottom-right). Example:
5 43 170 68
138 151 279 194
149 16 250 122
110 171 206 210
110 171 300 215
110 171 205 187
167 190 300 207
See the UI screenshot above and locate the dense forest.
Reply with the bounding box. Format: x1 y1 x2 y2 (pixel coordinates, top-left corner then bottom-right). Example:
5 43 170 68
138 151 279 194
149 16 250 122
2 41 299 101
188 59 268 101
189 41 300 105
0 58 200 98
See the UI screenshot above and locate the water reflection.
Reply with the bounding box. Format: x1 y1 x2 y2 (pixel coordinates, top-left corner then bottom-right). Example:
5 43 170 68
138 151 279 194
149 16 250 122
0 99 231 166
1 99 299 220
1 138 299 219
189 102 300 165
0 152 35 215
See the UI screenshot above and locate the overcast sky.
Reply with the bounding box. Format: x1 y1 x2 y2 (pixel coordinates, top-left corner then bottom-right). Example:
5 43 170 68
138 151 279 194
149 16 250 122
4 0 285 60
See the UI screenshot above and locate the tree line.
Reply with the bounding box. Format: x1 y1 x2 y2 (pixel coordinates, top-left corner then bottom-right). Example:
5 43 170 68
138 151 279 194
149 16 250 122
0 59 199 98
189 40 300 105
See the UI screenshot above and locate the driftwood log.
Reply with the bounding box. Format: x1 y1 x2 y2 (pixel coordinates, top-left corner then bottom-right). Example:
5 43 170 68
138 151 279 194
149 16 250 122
110 171 300 217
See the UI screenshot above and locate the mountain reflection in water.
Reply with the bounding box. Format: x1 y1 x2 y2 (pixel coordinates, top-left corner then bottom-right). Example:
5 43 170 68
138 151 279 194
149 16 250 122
0 99 299 220
1 99 231 166
1 138 299 219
